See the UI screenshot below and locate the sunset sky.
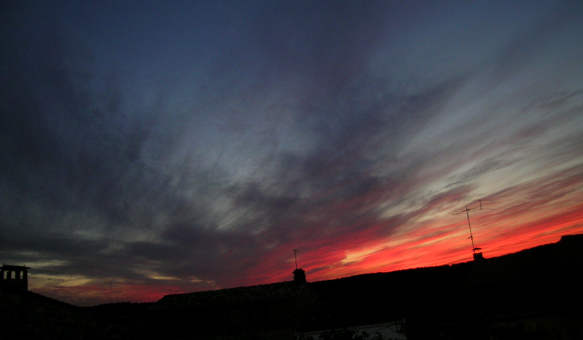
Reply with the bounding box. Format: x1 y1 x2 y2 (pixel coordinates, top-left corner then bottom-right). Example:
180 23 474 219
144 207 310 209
2 0 583 306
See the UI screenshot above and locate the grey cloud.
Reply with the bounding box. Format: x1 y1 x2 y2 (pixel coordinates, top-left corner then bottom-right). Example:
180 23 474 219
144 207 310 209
0 224 109 261
126 241 191 267
0 21 199 233
448 158 520 187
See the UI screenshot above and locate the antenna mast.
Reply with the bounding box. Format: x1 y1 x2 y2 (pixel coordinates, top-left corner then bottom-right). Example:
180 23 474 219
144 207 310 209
452 199 483 254
294 249 299 270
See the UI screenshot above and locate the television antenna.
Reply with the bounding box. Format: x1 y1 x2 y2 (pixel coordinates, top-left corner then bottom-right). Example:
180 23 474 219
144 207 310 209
452 199 483 254
294 249 299 270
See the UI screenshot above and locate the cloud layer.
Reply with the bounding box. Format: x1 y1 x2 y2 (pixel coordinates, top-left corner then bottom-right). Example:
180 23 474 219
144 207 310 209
1 1 583 305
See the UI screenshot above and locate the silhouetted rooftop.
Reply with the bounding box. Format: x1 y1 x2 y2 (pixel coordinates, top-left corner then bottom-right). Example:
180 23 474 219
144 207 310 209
153 281 307 311
1 264 30 270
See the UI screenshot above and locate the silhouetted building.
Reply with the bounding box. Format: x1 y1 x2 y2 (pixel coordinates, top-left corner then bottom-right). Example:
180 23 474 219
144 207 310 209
473 251 485 261
150 271 316 339
293 268 306 284
1 264 30 291
5 234 583 339
145 235 583 339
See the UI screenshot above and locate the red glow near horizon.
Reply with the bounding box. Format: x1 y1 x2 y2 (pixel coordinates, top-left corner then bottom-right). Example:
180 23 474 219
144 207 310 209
31 170 583 307
33 284 176 306
32 207 583 307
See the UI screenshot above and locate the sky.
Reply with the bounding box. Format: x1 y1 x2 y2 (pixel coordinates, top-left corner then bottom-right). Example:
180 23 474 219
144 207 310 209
1 0 583 306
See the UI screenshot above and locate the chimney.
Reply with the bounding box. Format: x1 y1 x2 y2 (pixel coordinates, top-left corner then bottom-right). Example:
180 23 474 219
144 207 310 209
473 252 485 261
293 268 306 284
1 264 30 291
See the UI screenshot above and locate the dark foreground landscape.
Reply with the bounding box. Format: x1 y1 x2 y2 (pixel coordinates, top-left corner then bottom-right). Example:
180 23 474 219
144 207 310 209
2 234 583 340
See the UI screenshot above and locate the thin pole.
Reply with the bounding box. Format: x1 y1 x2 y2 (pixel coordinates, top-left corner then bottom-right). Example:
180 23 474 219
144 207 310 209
294 249 299 270
466 207 476 251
